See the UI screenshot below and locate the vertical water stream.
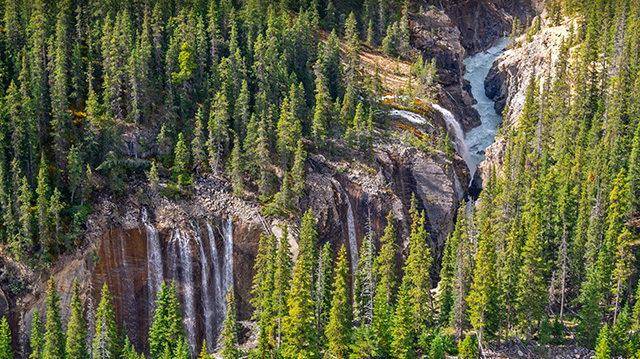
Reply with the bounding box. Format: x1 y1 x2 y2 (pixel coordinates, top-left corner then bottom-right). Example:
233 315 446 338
463 38 509 175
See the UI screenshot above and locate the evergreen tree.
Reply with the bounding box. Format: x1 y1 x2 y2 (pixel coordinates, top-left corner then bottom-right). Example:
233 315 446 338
149 282 185 358
35 154 49 243
315 242 333 338
43 277 65 359
595 324 611 359
373 211 397 355
0 317 12 359
174 132 190 185
229 136 243 196
290 140 306 203
467 222 499 348
391 283 413 359
30 309 43 359
66 278 88 359
402 209 433 333
92 284 119 359
325 246 351 359
354 234 375 325
221 287 238 359
273 227 292 349
281 253 317 359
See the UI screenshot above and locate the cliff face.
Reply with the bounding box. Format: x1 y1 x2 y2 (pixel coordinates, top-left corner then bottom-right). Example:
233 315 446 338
475 20 575 188
8 132 468 355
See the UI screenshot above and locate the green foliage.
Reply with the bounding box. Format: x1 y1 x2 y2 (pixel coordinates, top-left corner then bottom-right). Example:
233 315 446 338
66 278 88 359
0 317 13 359
43 277 65 359
458 334 478 359
325 246 352 359
596 324 611 359
149 282 185 359
92 284 120 359
221 288 239 359
30 309 43 359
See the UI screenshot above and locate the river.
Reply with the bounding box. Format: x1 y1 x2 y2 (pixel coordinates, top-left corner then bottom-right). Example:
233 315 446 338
463 37 509 177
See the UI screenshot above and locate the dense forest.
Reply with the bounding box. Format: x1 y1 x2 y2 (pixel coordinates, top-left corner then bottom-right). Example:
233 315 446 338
1 0 640 358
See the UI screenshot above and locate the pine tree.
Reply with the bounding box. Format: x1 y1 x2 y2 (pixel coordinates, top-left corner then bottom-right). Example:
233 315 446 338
290 140 306 203
458 335 478 359
325 246 351 359
92 284 119 359
273 226 292 349
467 222 499 348
208 91 230 174
221 287 238 359
66 278 88 359
281 252 317 359
43 277 65 359
391 283 413 359
192 108 207 168
149 282 185 358
68 145 83 204
16 176 33 256
197 340 210 359
595 324 611 359
298 209 318 282
354 234 375 326
403 209 434 333
229 136 244 196
315 242 333 338
35 154 49 243
373 211 397 355
30 309 43 359
174 132 190 185
0 316 13 359
149 162 160 191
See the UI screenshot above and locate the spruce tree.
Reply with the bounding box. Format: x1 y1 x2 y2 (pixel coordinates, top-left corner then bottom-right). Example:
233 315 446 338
66 278 88 359
595 324 611 359
43 277 65 359
354 234 375 325
273 227 292 349
35 154 49 243
30 308 43 359
281 253 317 359
325 246 351 359
315 242 333 338
92 284 119 359
467 222 499 348
290 140 306 203
402 209 433 333
390 283 413 359
174 132 190 185
221 287 238 359
372 211 397 355
0 316 12 359
229 136 244 196
149 282 185 358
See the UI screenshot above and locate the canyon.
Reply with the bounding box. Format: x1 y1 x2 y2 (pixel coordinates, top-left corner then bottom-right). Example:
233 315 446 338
0 0 547 355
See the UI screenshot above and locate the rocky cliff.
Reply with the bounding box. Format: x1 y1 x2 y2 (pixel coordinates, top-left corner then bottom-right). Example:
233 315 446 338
475 18 576 188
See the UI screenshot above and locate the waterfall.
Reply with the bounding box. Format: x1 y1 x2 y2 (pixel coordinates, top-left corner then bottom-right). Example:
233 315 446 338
344 192 359 276
221 217 234 306
206 222 225 336
432 103 473 172
142 208 163 321
118 230 138 348
194 223 215 351
171 230 196 353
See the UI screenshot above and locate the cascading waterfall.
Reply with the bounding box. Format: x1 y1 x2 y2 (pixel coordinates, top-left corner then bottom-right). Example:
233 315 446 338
432 103 473 173
463 37 509 174
118 230 138 348
206 221 225 335
171 230 197 353
194 222 216 351
344 192 359 276
143 208 164 321
221 217 234 307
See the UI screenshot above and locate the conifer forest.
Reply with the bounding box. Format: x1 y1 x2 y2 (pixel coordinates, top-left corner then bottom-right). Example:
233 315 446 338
0 0 639 358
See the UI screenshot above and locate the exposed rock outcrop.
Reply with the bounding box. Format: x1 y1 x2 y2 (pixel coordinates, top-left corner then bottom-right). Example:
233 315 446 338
475 20 577 188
